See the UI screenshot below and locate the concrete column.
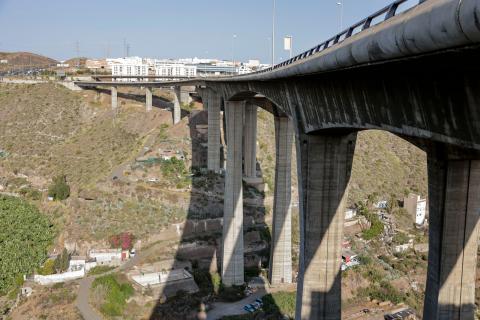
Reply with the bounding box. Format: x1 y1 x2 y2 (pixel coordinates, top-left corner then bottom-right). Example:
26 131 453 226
221 100 245 286
111 86 117 110
424 155 480 320
243 103 257 179
269 116 294 285
295 132 357 320
173 86 181 124
206 90 222 172
145 87 152 112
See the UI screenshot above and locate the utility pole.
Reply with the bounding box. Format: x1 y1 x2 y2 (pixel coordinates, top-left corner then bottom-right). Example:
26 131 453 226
75 40 80 68
126 43 130 57
272 0 276 67
232 34 237 76
123 38 127 57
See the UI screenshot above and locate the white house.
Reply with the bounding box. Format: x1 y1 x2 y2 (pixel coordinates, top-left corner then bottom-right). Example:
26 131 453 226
403 194 427 226
89 248 125 266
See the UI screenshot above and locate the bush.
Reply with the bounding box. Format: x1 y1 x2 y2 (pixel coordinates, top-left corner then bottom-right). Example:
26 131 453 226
54 248 70 273
0 195 55 293
88 266 115 276
359 206 384 240
358 281 405 304
392 232 409 245
109 232 134 250
262 292 296 318
37 259 56 275
92 274 134 317
47 175 70 200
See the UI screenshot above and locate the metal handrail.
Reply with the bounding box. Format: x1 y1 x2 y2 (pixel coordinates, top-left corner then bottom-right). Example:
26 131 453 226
255 0 426 75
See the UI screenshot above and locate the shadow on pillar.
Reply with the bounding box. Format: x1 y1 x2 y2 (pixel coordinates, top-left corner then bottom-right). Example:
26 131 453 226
413 140 480 320
147 96 270 319
294 131 357 320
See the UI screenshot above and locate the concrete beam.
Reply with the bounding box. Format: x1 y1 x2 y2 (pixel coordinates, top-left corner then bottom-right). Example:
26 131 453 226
269 116 294 285
222 100 245 286
111 86 117 110
206 89 222 172
173 86 181 124
424 155 480 319
295 131 357 320
145 87 152 112
243 103 257 179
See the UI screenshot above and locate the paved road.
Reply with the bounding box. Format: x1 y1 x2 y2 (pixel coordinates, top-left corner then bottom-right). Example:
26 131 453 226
206 289 265 320
77 277 102 320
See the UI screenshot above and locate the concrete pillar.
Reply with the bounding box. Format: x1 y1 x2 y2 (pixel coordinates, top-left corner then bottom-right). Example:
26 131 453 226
221 100 245 286
295 132 357 320
145 87 152 112
269 116 294 285
173 86 181 124
243 103 257 179
206 90 222 172
111 86 117 110
423 155 480 320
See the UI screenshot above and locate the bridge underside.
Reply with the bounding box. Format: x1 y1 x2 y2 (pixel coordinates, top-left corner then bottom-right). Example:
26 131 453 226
207 44 480 319
211 45 480 151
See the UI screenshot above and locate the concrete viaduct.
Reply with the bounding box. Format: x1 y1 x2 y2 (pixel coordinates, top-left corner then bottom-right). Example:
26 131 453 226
76 0 480 318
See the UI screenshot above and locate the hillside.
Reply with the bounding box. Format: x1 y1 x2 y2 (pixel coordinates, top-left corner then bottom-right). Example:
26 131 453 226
0 52 58 68
64 57 88 67
0 83 432 319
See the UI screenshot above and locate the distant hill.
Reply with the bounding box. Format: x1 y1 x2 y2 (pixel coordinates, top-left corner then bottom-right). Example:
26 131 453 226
64 57 88 67
0 51 58 67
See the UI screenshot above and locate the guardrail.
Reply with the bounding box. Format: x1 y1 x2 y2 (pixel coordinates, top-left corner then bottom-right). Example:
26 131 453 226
257 0 427 74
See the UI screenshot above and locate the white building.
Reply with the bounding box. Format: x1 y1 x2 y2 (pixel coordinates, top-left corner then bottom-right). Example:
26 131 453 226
108 57 149 79
89 248 125 266
404 194 427 226
345 208 357 220
154 61 196 78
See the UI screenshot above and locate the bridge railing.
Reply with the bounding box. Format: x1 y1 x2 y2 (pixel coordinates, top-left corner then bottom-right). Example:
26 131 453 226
256 0 427 74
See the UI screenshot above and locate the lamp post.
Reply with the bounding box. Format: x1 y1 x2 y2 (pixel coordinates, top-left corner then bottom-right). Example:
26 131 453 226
232 34 237 75
272 0 276 67
337 2 344 31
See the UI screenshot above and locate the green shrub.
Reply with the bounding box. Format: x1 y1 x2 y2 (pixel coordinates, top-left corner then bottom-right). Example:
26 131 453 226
54 248 70 273
360 206 384 240
48 175 70 200
92 274 134 317
393 232 409 245
211 272 221 294
37 259 56 275
262 292 296 318
0 195 55 293
88 265 115 276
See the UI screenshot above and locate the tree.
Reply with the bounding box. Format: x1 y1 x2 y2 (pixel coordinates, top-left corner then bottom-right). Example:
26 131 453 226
48 175 70 200
54 248 70 273
0 195 55 293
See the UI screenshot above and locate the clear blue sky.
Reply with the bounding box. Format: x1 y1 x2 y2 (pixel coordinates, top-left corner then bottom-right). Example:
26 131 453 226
0 0 398 63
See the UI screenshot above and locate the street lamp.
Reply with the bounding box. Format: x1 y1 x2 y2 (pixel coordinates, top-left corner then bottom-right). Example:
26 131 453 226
232 34 237 75
272 0 276 67
337 2 344 31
